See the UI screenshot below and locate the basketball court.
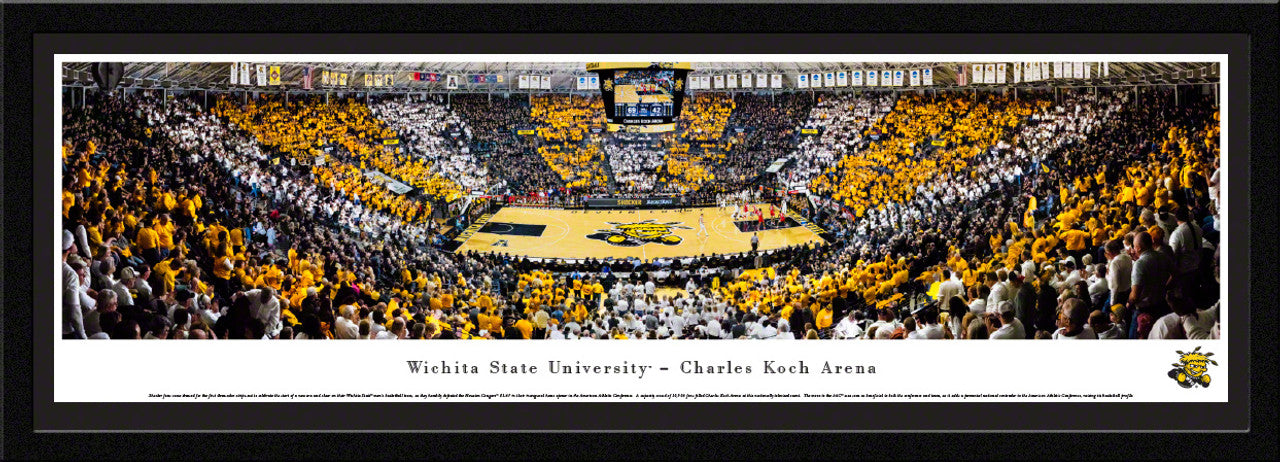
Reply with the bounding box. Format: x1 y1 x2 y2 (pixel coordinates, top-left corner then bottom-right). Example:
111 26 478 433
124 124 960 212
454 204 827 261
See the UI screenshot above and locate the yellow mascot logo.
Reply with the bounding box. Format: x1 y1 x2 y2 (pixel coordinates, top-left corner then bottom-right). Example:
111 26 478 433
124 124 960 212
587 220 690 247
1168 346 1217 389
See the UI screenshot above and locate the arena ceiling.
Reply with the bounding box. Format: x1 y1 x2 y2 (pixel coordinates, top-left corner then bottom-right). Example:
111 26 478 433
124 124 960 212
61 61 1219 91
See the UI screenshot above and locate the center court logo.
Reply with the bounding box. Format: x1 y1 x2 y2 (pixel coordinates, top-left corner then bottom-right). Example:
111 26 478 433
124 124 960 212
586 220 691 247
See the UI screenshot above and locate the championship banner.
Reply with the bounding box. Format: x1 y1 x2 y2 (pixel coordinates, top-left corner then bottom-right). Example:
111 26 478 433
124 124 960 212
770 74 781 89
365 74 373 87
1030 62 1040 81
909 70 920 86
866 70 877 86
322 70 330 86
852 70 863 86
824 72 835 87
1084 63 1092 79
1042 62 1051 80
741 73 752 88
1074 62 1084 79
268 66 281 85
714 75 725 89
1054 62 1064 79
1102 62 1109 77
836 71 848 87
256 64 267 86
756 74 768 89
922 68 933 86
240 63 250 85
893 70 903 86
996 63 1007 84
972 64 984 84
374 74 384 87
338 73 347 86
589 75 598 89
986 64 997 84
577 76 587 90
726 74 737 88
1013 62 1021 83
447 75 459 89
811 73 821 88
229 63 238 85
881 70 891 87
518 75 529 89
795 74 807 88
537 75 547 89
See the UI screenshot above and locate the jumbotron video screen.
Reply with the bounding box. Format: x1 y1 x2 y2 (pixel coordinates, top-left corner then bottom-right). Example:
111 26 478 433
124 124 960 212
589 62 690 133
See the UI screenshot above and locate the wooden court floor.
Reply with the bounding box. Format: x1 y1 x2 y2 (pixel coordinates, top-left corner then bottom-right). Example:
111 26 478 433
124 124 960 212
455 205 826 261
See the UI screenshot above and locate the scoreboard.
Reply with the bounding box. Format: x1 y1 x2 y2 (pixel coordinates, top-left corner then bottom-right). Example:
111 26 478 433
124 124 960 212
586 62 692 133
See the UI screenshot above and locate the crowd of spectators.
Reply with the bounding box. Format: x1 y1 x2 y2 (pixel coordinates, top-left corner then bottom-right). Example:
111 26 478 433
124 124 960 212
60 85 1220 341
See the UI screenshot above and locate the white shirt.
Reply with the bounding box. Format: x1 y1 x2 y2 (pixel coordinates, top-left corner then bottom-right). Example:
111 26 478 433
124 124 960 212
1107 253 1133 295
334 316 360 340
1095 324 1125 339
1148 312 1185 339
834 318 863 339
968 299 987 315
937 279 964 306
1053 325 1097 340
907 323 944 339
990 318 1026 340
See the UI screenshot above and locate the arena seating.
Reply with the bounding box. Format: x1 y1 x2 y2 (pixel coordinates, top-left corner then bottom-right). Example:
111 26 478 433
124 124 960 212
60 84 1220 341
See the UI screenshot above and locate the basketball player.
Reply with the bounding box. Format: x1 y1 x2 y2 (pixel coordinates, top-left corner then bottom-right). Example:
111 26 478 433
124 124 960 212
697 212 708 237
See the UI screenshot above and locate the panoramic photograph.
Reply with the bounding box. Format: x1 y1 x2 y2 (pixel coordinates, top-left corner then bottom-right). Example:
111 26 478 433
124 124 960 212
57 59 1222 343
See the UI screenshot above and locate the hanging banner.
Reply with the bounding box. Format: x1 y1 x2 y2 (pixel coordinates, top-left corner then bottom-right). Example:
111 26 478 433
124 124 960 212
881 70 892 87
1013 62 1021 83
303 67 313 90
1102 62 1109 77
387 74 395 86
256 64 267 86
836 71 848 87
1054 62 1064 79
996 63 1007 84
339 73 348 86
446 75 459 89
322 70 330 86
268 66 281 85
852 70 863 86
589 75 599 89
922 68 933 86
727 74 737 88
240 63 250 85
756 74 767 89
893 70 904 86
578 76 588 90
1073 62 1084 79
970 64 983 84
770 74 781 89
714 75 725 89
520 75 530 89
909 69 920 86
811 73 822 88
540 75 551 89
824 72 835 87
374 74 384 87
1084 63 1091 79
364 74 372 87
796 74 807 88
741 73 752 88
229 63 238 85
866 70 878 86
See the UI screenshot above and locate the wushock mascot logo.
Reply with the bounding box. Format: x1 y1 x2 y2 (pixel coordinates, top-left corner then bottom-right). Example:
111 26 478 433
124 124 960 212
586 220 690 247
1168 346 1217 389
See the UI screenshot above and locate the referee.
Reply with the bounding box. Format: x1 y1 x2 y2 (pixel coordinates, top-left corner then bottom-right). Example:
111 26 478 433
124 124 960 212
750 233 759 252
